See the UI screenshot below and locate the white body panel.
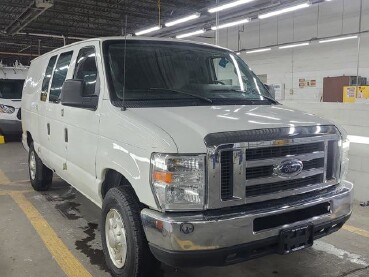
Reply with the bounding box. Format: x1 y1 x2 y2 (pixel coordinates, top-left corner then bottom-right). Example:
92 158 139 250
21 37 335 210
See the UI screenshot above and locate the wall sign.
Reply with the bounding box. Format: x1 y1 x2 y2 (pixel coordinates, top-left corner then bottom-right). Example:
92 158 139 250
299 78 316 88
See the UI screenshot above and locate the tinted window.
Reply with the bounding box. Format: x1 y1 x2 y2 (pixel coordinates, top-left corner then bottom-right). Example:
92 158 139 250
74 47 98 96
49 51 73 102
0 80 24 99
42 55 57 92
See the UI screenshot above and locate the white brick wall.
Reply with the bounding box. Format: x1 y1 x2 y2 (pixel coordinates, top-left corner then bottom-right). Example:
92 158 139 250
194 0 369 103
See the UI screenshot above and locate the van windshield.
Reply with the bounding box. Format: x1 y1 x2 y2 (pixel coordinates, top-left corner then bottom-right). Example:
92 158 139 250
0 79 24 99
104 40 276 107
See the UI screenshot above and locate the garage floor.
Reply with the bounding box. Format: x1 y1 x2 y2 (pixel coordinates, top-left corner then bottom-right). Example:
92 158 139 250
1 142 369 277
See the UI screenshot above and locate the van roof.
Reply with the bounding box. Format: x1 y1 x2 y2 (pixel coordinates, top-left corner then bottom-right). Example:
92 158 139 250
31 36 231 62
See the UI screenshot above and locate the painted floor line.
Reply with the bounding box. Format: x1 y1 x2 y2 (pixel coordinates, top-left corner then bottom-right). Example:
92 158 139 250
0 180 31 186
313 240 369 267
0 189 33 196
343 225 369 239
10 191 92 277
0 169 10 185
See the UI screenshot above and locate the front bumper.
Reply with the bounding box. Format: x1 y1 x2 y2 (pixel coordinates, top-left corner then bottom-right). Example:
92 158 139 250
0 119 22 135
141 181 353 267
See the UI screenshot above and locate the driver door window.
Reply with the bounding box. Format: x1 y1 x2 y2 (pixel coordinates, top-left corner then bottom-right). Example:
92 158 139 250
73 46 98 96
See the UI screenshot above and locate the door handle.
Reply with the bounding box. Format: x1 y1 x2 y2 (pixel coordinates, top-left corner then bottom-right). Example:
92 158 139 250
47 123 50 135
64 128 68 143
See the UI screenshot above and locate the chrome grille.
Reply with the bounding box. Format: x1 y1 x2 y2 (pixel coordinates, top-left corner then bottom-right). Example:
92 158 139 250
206 126 341 209
246 174 324 197
220 151 233 200
246 142 324 160
246 158 325 180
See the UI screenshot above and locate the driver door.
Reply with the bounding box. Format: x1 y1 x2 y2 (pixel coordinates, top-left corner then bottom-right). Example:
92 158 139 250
62 42 102 203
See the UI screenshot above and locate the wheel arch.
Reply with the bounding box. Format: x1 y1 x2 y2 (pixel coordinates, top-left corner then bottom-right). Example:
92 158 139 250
26 131 33 147
100 169 132 199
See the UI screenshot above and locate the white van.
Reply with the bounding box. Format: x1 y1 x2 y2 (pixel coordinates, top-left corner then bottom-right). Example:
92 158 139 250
22 37 353 277
0 66 27 135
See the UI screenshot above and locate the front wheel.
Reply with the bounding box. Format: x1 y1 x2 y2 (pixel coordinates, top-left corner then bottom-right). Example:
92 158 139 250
101 186 159 277
28 143 53 191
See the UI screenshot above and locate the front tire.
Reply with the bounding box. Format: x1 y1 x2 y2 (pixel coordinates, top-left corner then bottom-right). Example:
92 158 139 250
28 143 53 191
101 186 159 277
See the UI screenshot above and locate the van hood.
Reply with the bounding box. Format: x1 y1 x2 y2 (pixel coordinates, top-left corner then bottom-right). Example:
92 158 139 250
131 104 333 153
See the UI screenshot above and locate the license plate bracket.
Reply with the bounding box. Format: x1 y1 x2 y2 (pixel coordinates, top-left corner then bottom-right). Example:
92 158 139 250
279 224 313 254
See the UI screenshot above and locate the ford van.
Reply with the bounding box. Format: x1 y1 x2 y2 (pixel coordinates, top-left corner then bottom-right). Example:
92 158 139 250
22 37 353 277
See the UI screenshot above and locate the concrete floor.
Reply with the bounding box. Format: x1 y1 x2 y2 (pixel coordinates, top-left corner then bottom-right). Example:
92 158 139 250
0 141 369 277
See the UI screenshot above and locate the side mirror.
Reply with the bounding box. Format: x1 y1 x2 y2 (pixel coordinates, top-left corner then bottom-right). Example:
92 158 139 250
61 79 98 110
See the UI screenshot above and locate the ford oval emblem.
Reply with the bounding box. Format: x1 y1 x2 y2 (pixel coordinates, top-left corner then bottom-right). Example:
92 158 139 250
274 159 303 177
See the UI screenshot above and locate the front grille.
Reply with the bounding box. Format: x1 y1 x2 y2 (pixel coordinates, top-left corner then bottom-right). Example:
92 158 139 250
246 174 324 197
246 158 325 180
246 142 324 161
220 151 233 200
210 126 340 209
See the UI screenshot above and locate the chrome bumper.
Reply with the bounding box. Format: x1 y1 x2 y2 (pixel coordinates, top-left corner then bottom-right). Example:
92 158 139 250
141 181 353 253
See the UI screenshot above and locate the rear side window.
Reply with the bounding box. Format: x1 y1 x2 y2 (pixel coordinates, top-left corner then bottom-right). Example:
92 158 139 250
73 47 98 96
41 55 57 92
49 51 73 103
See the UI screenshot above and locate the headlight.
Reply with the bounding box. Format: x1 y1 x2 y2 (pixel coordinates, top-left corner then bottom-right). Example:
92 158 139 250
339 130 350 181
150 153 206 211
0 104 15 114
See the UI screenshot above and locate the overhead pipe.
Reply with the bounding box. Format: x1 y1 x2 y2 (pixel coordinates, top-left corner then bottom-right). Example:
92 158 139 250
5 0 54 35
16 32 88 41
0 41 54 50
0 51 39 57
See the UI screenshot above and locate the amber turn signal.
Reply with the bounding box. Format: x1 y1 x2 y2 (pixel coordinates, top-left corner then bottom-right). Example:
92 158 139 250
153 171 173 184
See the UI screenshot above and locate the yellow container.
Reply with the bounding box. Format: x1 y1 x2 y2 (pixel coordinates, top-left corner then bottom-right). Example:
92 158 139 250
0 136 4 144
357 86 369 99
343 86 357 103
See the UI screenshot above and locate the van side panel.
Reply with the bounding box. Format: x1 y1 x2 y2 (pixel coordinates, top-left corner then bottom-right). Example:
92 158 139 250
21 58 46 155
95 100 178 210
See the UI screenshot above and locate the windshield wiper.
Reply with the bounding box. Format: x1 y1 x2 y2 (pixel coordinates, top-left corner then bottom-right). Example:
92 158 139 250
247 89 279 104
211 88 278 104
149 88 213 103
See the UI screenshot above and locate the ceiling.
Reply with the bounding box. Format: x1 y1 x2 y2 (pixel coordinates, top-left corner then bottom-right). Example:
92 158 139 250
0 0 318 66
0 0 213 65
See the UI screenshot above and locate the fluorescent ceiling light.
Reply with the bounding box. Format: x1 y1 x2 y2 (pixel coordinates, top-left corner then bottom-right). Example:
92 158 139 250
135 26 161 36
319 35 358 43
208 0 257 13
259 3 310 19
279 42 310 49
246 48 272 54
211 18 250 30
176 29 205 39
165 13 200 27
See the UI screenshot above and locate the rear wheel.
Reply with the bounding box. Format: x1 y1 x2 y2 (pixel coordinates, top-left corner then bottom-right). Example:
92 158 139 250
101 186 160 277
28 143 53 191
